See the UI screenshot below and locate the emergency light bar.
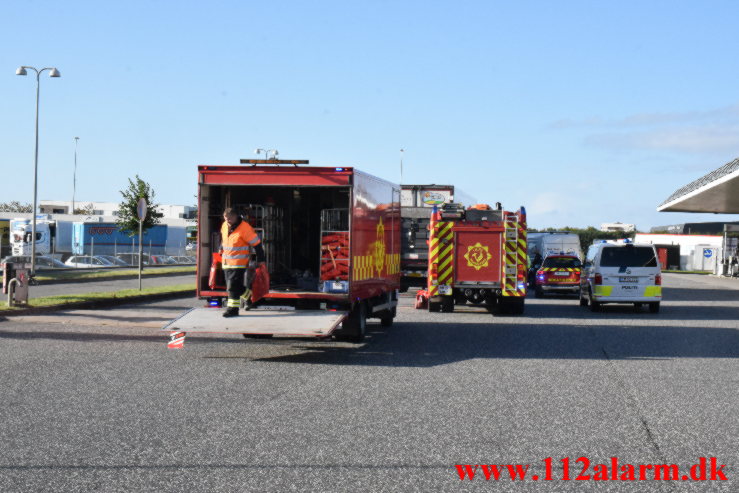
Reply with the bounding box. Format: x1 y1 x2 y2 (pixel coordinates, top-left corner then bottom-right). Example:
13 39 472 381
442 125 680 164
240 159 310 167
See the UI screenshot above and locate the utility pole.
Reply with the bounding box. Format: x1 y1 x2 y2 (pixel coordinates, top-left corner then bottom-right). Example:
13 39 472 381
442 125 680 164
73 136 79 214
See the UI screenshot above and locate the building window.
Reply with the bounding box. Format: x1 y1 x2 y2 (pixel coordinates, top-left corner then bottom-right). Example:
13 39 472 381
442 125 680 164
93 210 104 215
52 208 65 214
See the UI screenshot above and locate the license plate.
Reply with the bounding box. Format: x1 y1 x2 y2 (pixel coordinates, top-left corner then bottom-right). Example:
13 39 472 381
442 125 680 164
408 253 419 259
555 271 570 276
438 285 451 295
619 277 638 283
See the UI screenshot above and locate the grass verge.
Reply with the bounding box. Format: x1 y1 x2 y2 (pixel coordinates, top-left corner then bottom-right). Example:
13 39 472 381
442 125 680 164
34 265 195 282
0 283 194 312
1 266 194 283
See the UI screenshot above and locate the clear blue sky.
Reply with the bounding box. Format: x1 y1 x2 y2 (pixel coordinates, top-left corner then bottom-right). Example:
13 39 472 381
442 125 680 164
2 0 738 230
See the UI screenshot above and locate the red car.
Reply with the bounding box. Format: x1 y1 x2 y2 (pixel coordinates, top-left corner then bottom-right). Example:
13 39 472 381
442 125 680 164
534 255 582 297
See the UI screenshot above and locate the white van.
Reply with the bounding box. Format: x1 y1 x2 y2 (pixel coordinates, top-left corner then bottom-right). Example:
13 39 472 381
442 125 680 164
528 232 583 261
580 241 662 312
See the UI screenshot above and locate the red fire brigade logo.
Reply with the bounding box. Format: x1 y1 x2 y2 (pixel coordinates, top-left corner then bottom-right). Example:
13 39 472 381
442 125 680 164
465 242 492 271
372 218 386 276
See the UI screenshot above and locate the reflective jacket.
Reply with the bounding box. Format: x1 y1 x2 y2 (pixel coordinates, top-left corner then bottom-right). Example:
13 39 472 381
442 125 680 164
221 220 261 269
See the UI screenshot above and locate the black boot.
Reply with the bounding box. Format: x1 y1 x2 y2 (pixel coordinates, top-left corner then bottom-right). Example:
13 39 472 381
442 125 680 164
222 307 239 318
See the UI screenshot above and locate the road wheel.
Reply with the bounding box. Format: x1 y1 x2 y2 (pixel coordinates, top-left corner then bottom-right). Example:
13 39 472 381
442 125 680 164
648 302 660 313
500 298 525 315
337 301 367 342
534 286 543 298
428 301 441 312
380 307 396 327
440 297 454 313
510 298 525 315
588 289 601 312
579 289 588 306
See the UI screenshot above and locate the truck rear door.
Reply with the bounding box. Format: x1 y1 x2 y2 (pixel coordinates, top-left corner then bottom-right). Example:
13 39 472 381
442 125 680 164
454 229 503 284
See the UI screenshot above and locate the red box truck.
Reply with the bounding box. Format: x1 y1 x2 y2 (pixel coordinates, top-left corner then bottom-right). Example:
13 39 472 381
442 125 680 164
164 161 400 345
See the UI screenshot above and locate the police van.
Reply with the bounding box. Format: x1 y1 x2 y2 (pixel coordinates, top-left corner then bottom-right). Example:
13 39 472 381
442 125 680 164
580 241 662 313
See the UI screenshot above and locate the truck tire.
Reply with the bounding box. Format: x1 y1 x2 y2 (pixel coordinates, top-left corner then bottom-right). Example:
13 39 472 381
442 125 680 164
579 290 588 306
428 301 441 312
338 301 367 342
380 307 396 327
648 302 660 313
534 286 543 298
440 296 454 313
499 298 525 315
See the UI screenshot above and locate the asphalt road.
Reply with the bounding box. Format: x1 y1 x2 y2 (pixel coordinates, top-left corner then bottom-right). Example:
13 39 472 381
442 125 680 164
0 274 736 492
26 273 195 298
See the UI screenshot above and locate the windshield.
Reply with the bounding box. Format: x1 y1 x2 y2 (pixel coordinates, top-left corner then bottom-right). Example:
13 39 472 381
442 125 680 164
600 246 657 267
542 257 581 268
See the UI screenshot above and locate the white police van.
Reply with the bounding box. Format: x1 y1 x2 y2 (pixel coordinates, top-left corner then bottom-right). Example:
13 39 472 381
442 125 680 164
580 241 662 313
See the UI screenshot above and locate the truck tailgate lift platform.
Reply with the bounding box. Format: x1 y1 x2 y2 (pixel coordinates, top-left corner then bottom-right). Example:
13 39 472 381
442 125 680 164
163 308 347 348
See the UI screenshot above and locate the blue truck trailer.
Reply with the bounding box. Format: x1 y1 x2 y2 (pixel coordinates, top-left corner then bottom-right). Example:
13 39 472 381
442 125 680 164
72 222 168 256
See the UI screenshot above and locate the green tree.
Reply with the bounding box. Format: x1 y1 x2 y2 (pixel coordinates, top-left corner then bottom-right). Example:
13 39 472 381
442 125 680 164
115 175 164 236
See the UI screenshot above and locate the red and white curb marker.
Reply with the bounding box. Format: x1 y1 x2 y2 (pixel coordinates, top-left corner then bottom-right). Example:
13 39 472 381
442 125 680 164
168 331 186 349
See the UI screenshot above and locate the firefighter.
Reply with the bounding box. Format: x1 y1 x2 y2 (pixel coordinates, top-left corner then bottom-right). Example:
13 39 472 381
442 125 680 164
220 207 265 317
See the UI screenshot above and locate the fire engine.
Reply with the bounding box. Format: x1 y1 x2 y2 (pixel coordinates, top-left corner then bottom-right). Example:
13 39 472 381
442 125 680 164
420 202 528 314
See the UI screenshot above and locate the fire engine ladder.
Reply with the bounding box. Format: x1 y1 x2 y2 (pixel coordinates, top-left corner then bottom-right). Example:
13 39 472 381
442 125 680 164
504 218 519 281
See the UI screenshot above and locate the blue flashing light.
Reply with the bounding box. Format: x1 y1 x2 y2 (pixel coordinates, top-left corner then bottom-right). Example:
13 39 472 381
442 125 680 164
209 300 220 306
623 238 632 244
518 282 526 290
335 167 344 172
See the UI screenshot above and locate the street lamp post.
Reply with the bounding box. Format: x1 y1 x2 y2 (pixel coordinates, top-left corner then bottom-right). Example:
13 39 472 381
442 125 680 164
16 65 61 275
400 148 404 184
255 148 279 160
73 136 79 214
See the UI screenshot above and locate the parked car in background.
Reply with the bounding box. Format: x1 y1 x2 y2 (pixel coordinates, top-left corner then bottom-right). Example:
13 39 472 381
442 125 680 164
64 255 116 268
1 255 67 270
97 255 130 267
115 253 153 266
170 255 196 264
152 255 177 265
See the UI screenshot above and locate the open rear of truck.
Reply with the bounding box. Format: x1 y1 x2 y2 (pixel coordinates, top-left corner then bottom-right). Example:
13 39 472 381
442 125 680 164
164 164 400 345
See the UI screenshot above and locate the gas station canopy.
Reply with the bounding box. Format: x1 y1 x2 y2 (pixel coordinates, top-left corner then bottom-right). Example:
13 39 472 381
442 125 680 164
658 157 739 213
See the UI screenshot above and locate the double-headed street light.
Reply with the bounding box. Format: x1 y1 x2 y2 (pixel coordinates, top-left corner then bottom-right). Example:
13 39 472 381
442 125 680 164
255 148 279 160
16 65 61 275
